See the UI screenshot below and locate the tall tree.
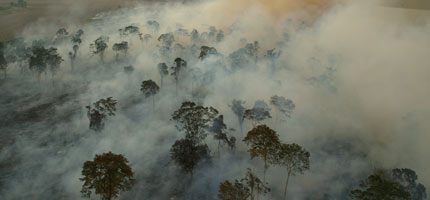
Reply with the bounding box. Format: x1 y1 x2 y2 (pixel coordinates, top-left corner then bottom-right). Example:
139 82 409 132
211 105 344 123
243 100 272 127
90 36 109 63
172 101 218 143
140 80 160 108
170 138 210 199
230 99 246 135
80 152 135 200
270 95 295 125
392 168 427 200
242 168 270 200
86 97 117 131
243 125 280 182
171 57 187 95
157 63 168 88
218 180 250 200
0 45 7 78
351 168 427 200
112 41 128 61
209 115 236 156
271 143 310 199
158 33 175 47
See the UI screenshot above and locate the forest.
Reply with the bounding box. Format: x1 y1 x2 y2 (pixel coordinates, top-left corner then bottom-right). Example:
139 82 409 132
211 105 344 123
0 0 429 199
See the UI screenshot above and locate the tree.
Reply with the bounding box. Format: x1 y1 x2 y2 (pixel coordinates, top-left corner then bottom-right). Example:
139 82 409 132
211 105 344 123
170 138 210 195
230 99 246 135
29 46 63 83
56 28 69 37
243 125 280 182
199 46 218 60
209 115 236 156
80 152 135 200
392 168 427 200
270 95 295 125
218 168 269 200
86 97 117 131
216 30 224 43
70 29 84 71
218 180 250 200
172 101 218 143
351 168 427 200
350 172 410 200
271 143 310 199
158 33 175 47
243 101 272 127
140 80 160 108
112 41 128 61
119 25 140 37
147 20 160 32
171 57 187 94
0 46 7 78
90 36 109 63
123 65 134 74
242 168 270 200
264 49 281 76
191 29 199 42
157 63 168 88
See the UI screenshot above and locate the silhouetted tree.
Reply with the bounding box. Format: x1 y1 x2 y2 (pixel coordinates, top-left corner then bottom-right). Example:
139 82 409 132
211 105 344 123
271 143 310 199
392 168 427 200
29 46 62 82
172 101 218 143
119 25 140 37
230 99 246 135
140 80 160 108
158 33 175 47
0 45 7 78
147 20 160 32
191 29 199 42
243 168 270 200
209 115 236 156
157 63 168 88
112 41 128 61
218 180 250 200
270 95 295 125
90 36 109 63
170 138 210 197
243 100 272 127
199 46 218 60
243 125 280 181
80 152 135 200
265 49 281 76
351 168 427 200
171 57 187 94
86 97 117 131
216 30 224 43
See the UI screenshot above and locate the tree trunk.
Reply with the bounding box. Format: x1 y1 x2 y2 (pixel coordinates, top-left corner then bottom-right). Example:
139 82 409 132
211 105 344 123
152 96 155 111
263 158 267 182
284 170 292 200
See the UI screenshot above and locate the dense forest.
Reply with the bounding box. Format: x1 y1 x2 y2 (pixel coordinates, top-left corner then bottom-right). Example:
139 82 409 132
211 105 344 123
0 0 429 199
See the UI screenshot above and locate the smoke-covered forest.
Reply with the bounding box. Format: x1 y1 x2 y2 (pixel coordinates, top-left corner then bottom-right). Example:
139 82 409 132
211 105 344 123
0 0 429 199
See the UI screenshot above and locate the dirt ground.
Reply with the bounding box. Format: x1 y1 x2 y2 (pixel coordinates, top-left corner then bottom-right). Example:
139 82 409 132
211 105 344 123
0 0 138 41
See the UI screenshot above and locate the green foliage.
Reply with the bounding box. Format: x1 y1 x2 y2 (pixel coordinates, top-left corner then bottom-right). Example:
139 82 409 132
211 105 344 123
170 138 210 175
80 152 135 200
172 101 219 143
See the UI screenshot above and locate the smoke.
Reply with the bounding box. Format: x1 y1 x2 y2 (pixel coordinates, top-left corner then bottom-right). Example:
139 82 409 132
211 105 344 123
0 0 429 199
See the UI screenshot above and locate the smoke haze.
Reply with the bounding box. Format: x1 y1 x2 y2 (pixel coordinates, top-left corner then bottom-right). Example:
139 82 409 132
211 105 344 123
0 0 429 199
